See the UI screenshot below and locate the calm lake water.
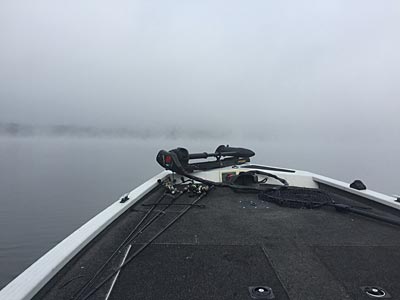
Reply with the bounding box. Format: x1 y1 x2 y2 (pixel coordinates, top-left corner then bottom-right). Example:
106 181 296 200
0 136 399 289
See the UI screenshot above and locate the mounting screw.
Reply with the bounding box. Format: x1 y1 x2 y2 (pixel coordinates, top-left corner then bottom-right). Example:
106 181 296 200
360 286 391 298
248 286 275 299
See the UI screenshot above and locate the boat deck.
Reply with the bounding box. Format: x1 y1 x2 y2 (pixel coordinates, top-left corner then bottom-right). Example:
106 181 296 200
34 183 400 300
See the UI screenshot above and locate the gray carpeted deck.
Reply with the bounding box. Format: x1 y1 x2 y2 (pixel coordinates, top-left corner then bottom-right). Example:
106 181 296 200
34 184 400 300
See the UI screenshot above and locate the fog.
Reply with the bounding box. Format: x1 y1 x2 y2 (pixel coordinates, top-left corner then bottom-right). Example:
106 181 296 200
1 2 400 288
1 0 400 142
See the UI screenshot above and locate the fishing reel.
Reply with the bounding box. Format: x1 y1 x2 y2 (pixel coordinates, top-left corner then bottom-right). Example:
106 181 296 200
157 177 180 195
185 182 210 196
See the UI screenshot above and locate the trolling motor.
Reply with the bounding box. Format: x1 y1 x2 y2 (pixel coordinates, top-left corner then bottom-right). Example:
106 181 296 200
156 145 255 173
156 145 289 193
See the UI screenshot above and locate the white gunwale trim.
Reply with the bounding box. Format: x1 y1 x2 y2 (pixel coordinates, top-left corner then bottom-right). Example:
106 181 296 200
313 174 400 210
0 171 170 300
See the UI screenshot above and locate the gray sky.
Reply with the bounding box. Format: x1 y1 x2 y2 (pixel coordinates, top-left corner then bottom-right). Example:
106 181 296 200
0 0 399 140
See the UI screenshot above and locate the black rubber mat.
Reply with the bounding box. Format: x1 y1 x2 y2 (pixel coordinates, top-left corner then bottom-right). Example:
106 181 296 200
110 244 289 300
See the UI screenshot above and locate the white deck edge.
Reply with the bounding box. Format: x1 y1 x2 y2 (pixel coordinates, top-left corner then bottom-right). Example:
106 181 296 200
313 174 400 210
0 171 170 300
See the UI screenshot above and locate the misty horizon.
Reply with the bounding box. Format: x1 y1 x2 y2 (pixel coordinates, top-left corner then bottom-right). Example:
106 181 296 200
1 120 397 144
0 121 231 140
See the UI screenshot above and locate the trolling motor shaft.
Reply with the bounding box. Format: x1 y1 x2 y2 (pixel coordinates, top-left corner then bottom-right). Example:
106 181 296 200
188 145 255 159
156 145 255 173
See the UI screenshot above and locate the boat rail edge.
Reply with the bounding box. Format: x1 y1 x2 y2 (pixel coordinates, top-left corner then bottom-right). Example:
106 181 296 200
313 174 400 210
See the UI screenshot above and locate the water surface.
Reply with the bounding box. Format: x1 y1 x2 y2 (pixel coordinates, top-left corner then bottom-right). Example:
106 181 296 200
0 136 398 289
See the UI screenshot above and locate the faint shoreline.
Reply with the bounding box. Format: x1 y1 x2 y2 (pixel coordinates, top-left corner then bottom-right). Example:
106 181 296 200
0 122 231 140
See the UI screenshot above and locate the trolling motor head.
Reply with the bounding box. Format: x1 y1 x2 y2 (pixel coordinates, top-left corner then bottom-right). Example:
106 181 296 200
156 148 189 173
156 145 255 173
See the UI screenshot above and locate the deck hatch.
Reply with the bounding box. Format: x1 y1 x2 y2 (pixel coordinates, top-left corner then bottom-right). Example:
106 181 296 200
314 246 400 300
108 244 289 300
